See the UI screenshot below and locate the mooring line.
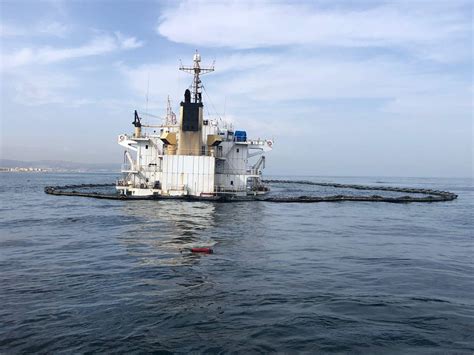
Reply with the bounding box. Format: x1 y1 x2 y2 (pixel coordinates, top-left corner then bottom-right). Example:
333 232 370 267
44 180 457 203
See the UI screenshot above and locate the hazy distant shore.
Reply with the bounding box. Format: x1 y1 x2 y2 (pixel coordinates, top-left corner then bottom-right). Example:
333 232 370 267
0 159 120 173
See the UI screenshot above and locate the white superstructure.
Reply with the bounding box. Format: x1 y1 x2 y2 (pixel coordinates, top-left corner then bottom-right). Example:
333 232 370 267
116 52 273 199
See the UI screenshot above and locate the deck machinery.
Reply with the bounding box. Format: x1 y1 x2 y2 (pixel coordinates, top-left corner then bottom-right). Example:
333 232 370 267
116 52 273 198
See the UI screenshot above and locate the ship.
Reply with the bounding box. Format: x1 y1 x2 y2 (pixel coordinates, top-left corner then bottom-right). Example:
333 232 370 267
116 52 273 199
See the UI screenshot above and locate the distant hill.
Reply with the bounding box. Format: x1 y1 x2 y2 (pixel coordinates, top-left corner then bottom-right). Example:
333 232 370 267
0 159 121 172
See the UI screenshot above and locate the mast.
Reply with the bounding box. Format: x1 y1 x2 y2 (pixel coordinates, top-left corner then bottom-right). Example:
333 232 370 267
179 50 214 103
166 95 176 125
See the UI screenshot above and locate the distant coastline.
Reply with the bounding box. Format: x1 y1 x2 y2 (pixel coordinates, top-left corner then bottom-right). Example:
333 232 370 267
1 167 55 173
0 167 115 173
0 159 120 173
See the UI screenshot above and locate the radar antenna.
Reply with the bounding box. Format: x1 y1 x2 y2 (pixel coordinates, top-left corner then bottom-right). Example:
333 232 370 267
179 50 214 104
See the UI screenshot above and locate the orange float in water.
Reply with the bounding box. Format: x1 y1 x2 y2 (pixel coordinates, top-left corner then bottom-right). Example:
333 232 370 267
191 247 213 254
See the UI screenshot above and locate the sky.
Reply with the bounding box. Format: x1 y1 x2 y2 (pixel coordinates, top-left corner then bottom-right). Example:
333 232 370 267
0 0 472 177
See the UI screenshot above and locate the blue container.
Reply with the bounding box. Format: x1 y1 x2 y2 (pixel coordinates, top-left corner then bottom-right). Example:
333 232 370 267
235 130 247 142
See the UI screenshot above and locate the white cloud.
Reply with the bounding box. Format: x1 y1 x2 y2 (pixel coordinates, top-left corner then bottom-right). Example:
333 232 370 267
0 23 25 37
0 21 70 38
36 35 118 62
153 0 472 121
1 32 144 70
218 55 467 102
210 53 276 73
1 48 34 68
11 71 78 106
1 1 470 177
0 31 144 107
117 52 278 114
115 31 144 49
119 50 471 142
38 21 70 37
5 71 94 107
157 1 470 61
118 61 185 116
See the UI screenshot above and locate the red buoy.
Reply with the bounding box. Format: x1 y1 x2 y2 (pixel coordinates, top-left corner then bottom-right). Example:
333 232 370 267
191 247 213 254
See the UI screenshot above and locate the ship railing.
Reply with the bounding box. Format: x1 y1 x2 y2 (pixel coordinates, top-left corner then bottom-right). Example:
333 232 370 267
130 133 160 139
116 179 129 187
116 179 156 189
140 165 162 172
246 168 260 175
161 148 223 157
214 185 247 193
215 169 261 175
247 139 268 145
121 164 163 173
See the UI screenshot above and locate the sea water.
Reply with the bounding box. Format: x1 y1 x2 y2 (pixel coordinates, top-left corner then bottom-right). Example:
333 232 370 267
0 173 472 353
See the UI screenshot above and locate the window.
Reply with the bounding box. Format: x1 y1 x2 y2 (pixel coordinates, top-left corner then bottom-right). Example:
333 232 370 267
145 145 148 149
236 148 239 153
230 181 234 186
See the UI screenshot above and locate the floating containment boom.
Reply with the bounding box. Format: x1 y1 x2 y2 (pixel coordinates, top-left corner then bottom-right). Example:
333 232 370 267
44 180 458 203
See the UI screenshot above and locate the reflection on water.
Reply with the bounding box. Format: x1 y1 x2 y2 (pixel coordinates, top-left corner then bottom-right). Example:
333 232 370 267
116 200 268 267
118 201 218 266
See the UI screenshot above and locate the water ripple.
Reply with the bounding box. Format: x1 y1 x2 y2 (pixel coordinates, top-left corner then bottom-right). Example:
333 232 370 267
0 173 473 353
